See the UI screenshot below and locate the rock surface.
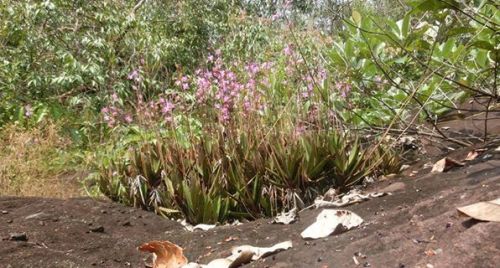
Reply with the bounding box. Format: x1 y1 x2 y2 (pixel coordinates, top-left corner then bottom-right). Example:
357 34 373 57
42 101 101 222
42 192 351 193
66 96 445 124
1 154 499 267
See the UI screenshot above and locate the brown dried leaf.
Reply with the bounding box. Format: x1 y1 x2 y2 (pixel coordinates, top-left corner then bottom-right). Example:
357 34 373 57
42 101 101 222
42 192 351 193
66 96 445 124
138 241 188 268
431 157 464 173
457 198 500 222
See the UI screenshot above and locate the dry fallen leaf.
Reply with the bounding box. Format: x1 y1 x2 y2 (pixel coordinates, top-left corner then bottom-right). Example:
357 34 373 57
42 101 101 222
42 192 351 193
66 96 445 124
464 151 479 161
431 157 464 173
230 240 293 261
301 209 363 239
457 198 500 222
180 220 216 232
183 241 292 268
138 241 188 268
314 190 389 209
272 208 297 225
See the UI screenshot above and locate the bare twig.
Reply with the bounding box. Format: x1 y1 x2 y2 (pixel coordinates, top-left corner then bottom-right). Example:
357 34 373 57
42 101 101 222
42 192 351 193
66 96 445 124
132 0 147 15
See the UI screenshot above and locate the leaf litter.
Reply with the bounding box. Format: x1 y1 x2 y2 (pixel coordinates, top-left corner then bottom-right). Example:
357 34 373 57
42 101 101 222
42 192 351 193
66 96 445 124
139 240 292 268
313 189 389 209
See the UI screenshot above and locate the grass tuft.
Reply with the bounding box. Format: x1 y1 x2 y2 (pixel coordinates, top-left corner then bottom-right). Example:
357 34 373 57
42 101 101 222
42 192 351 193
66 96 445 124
0 123 83 198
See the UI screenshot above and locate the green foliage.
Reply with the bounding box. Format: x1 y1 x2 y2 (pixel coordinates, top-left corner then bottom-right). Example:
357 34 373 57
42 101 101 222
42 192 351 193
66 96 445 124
328 0 498 126
0 0 231 127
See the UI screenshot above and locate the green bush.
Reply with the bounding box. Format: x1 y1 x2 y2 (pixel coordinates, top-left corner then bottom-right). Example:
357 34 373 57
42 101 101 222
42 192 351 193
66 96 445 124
0 0 231 126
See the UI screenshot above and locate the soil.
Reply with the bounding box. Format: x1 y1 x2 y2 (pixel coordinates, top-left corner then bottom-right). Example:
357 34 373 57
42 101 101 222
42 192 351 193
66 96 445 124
1 115 500 267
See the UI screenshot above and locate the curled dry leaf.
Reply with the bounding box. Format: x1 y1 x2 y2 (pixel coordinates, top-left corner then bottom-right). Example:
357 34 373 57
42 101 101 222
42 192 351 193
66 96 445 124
431 157 464 173
138 241 188 268
457 198 500 222
301 209 363 239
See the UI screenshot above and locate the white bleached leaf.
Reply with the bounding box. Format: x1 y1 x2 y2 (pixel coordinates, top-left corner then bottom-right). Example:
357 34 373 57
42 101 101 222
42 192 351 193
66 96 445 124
314 189 389 208
301 209 363 239
180 219 216 232
183 241 293 268
272 208 297 225
230 241 293 261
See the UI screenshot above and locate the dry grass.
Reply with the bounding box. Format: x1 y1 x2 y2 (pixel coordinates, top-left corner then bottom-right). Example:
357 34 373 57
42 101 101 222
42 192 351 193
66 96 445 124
0 123 83 198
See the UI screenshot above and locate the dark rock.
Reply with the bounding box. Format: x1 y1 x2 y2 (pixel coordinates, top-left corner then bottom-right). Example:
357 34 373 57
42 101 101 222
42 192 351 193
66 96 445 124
9 233 28 241
89 226 105 233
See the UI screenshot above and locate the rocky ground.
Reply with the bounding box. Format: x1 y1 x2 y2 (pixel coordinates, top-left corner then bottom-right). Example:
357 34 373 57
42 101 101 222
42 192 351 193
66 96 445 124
2 111 500 268
1 143 500 267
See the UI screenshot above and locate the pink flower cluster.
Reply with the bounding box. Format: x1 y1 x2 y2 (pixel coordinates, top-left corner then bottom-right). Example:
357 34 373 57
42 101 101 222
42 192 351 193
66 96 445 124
175 76 190 90
281 43 327 100
194 52 247 124
158 97 175 122
335 82 351 99
102 105 128 127
101 92 132 127
101 93 177 127
242 62 272 115
101 47 339 132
